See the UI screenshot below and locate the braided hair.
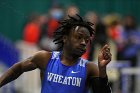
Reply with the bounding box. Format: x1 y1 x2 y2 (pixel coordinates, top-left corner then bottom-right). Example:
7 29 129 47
53 14 95 50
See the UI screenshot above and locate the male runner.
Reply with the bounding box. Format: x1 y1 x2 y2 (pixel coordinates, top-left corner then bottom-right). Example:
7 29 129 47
0 14 112 93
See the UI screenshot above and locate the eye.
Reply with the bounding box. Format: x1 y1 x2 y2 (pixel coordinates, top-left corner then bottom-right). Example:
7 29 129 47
77 35 82 40
85 38 90 43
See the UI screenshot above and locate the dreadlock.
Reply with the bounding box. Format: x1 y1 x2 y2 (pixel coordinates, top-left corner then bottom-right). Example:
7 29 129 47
53 14 95 50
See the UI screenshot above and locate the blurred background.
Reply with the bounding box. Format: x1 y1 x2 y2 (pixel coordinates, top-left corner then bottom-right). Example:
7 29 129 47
0 0 140 93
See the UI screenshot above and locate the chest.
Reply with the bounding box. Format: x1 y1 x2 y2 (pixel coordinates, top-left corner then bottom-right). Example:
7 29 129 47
43 59 87 87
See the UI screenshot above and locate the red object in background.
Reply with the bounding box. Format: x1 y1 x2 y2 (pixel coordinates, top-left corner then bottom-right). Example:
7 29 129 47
47 19 59 38
81 43 90 60
23 23 40 44
108 27 119 41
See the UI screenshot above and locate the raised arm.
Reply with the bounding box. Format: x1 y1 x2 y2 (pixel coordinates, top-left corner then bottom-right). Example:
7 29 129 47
0 50 51 88
86 44 112 93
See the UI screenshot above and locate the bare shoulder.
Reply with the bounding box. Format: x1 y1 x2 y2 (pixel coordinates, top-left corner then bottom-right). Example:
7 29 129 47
33 50 52 59
86 62 99 77
31 50 52 70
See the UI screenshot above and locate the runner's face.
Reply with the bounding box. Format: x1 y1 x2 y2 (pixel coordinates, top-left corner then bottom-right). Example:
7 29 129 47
64 26 90 57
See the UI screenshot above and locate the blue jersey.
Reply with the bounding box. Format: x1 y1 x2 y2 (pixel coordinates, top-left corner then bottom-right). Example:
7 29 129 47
41 51 88 93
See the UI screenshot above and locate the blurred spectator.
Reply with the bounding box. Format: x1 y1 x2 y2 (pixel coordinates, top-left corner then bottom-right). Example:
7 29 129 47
119 15 140 66
104 14 123 61
123 15 140 93
38 6 64 51
65 5 79 18
85 12 108 61
47 6 64 38
104 14 123 43
104 14 140 93
23 13 46 44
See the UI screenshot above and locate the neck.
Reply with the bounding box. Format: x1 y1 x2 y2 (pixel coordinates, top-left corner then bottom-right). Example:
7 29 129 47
60 50 79 66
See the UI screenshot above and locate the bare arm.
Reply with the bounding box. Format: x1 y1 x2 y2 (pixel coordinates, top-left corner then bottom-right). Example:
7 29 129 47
86 44 112 93
0 50 51 88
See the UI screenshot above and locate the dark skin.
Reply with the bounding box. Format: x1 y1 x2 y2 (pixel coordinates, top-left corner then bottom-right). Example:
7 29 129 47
0 26 112 92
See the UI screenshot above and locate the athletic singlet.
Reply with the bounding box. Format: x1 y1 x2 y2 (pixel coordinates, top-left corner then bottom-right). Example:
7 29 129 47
41 51 88 93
